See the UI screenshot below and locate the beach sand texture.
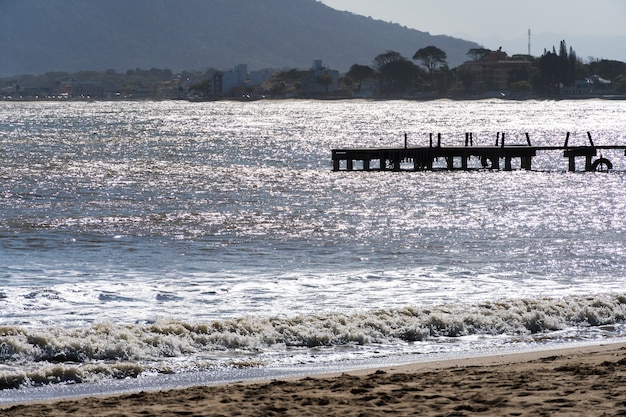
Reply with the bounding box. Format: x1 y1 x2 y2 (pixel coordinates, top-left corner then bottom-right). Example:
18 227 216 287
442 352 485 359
3 342 625 416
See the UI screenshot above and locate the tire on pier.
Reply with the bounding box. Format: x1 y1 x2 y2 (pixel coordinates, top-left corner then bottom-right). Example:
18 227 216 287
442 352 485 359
591 157 613 172
480 155 496 169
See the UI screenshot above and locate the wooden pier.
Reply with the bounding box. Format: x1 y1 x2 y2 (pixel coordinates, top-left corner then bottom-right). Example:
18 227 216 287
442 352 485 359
332 132 626 172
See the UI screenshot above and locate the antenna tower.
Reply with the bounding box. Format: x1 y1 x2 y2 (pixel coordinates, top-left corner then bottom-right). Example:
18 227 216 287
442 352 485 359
528 29 531 56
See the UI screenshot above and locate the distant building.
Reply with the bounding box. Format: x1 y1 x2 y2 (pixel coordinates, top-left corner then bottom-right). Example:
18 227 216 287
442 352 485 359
1 84 52 98
300 60 339 94
186 72 223 98
352 79 379 98
249 69 275 87
457 50 532 93
221 64 248 96
157 79 184 99
59 80 104 98
0 84 16 98
561 75 613 96
214 65 276 97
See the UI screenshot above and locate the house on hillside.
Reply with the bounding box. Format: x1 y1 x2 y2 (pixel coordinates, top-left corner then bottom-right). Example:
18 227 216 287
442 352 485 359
456 50 532 95
300 60 339 95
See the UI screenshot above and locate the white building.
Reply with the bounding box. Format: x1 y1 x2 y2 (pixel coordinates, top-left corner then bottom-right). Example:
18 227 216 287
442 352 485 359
249 69 275 86
221 64 248 95
561 75 613 96
301 60 339 94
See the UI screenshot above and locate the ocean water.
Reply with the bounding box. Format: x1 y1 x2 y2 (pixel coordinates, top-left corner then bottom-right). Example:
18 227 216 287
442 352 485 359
1 98 626 401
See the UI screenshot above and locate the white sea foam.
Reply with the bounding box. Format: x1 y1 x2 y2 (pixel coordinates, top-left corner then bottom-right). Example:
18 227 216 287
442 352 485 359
1 293 625 389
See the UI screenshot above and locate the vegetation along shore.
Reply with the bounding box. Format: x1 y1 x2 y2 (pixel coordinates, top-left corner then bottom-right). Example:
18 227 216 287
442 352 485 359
2 42 625 101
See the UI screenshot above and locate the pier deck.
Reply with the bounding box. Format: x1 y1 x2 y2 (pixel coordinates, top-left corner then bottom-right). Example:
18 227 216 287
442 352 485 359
332 133 626 172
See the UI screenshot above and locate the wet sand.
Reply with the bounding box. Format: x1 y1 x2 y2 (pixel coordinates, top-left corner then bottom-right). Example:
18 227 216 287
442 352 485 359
3 342 626 416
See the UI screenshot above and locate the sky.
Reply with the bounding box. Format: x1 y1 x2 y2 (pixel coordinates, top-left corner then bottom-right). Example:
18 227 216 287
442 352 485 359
321 0 626 61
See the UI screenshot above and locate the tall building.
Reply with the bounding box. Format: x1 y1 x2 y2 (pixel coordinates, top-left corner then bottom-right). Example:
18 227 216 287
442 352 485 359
301 60 339 94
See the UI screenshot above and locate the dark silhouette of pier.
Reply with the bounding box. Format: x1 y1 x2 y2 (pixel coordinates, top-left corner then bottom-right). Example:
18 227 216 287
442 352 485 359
332 132 626 172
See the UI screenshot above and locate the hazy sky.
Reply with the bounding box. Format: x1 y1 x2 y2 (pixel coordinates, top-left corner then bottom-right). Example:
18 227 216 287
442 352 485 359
321 0 626 60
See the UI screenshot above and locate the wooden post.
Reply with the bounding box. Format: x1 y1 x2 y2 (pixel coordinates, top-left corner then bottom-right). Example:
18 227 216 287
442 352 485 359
525 133 532 146
363 159 370 171
429 133 433 148
569 156 576 172
521 156 532 170
333 159 340 171
426 150 433 170
347 159 353 171
564 132 570 147
501 132 505 148
437 133 441 147
504 157 512 171
491 155 500 170
585 155 593 171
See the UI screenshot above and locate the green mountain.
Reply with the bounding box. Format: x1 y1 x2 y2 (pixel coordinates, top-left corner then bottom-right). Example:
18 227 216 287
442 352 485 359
0 0 480 76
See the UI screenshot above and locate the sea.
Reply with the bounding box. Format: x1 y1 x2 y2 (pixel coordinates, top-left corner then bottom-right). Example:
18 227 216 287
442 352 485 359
1 98 626 403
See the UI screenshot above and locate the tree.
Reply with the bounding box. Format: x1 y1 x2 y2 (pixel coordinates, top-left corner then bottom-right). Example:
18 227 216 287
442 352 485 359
373 51 420 94
268 69 302 95
345 64 375 93
434 65 454 94
412 46 448 78
533 50 562 94
467 48 492 62
533 40 578 94
274 69 302 83
189 79 213 97
589 59 626 81
373 51 404 71
378 58 423 94
316 74 334 93
346 64 375 82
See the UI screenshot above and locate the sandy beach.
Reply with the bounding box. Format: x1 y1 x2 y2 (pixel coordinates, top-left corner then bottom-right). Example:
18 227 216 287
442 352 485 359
3 342 625 416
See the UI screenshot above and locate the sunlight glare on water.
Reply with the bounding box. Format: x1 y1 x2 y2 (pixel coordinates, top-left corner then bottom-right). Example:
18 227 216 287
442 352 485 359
1 98 626 392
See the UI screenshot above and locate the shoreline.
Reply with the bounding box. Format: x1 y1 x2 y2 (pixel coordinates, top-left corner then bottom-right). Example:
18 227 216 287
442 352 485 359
3 340 625 416
2 94 626 103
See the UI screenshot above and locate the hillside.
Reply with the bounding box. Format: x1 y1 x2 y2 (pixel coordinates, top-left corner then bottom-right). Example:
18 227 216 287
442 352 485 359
0 0 480 76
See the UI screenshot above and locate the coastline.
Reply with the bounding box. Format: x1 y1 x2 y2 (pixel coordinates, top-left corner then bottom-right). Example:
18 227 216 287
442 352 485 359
2 94 626 102
3 340 625 416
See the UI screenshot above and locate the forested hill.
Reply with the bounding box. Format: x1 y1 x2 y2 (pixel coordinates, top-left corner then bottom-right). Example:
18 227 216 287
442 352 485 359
0 0 480 76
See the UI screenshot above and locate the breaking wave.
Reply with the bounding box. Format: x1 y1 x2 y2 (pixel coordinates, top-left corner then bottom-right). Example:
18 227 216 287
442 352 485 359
1 293 625 389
